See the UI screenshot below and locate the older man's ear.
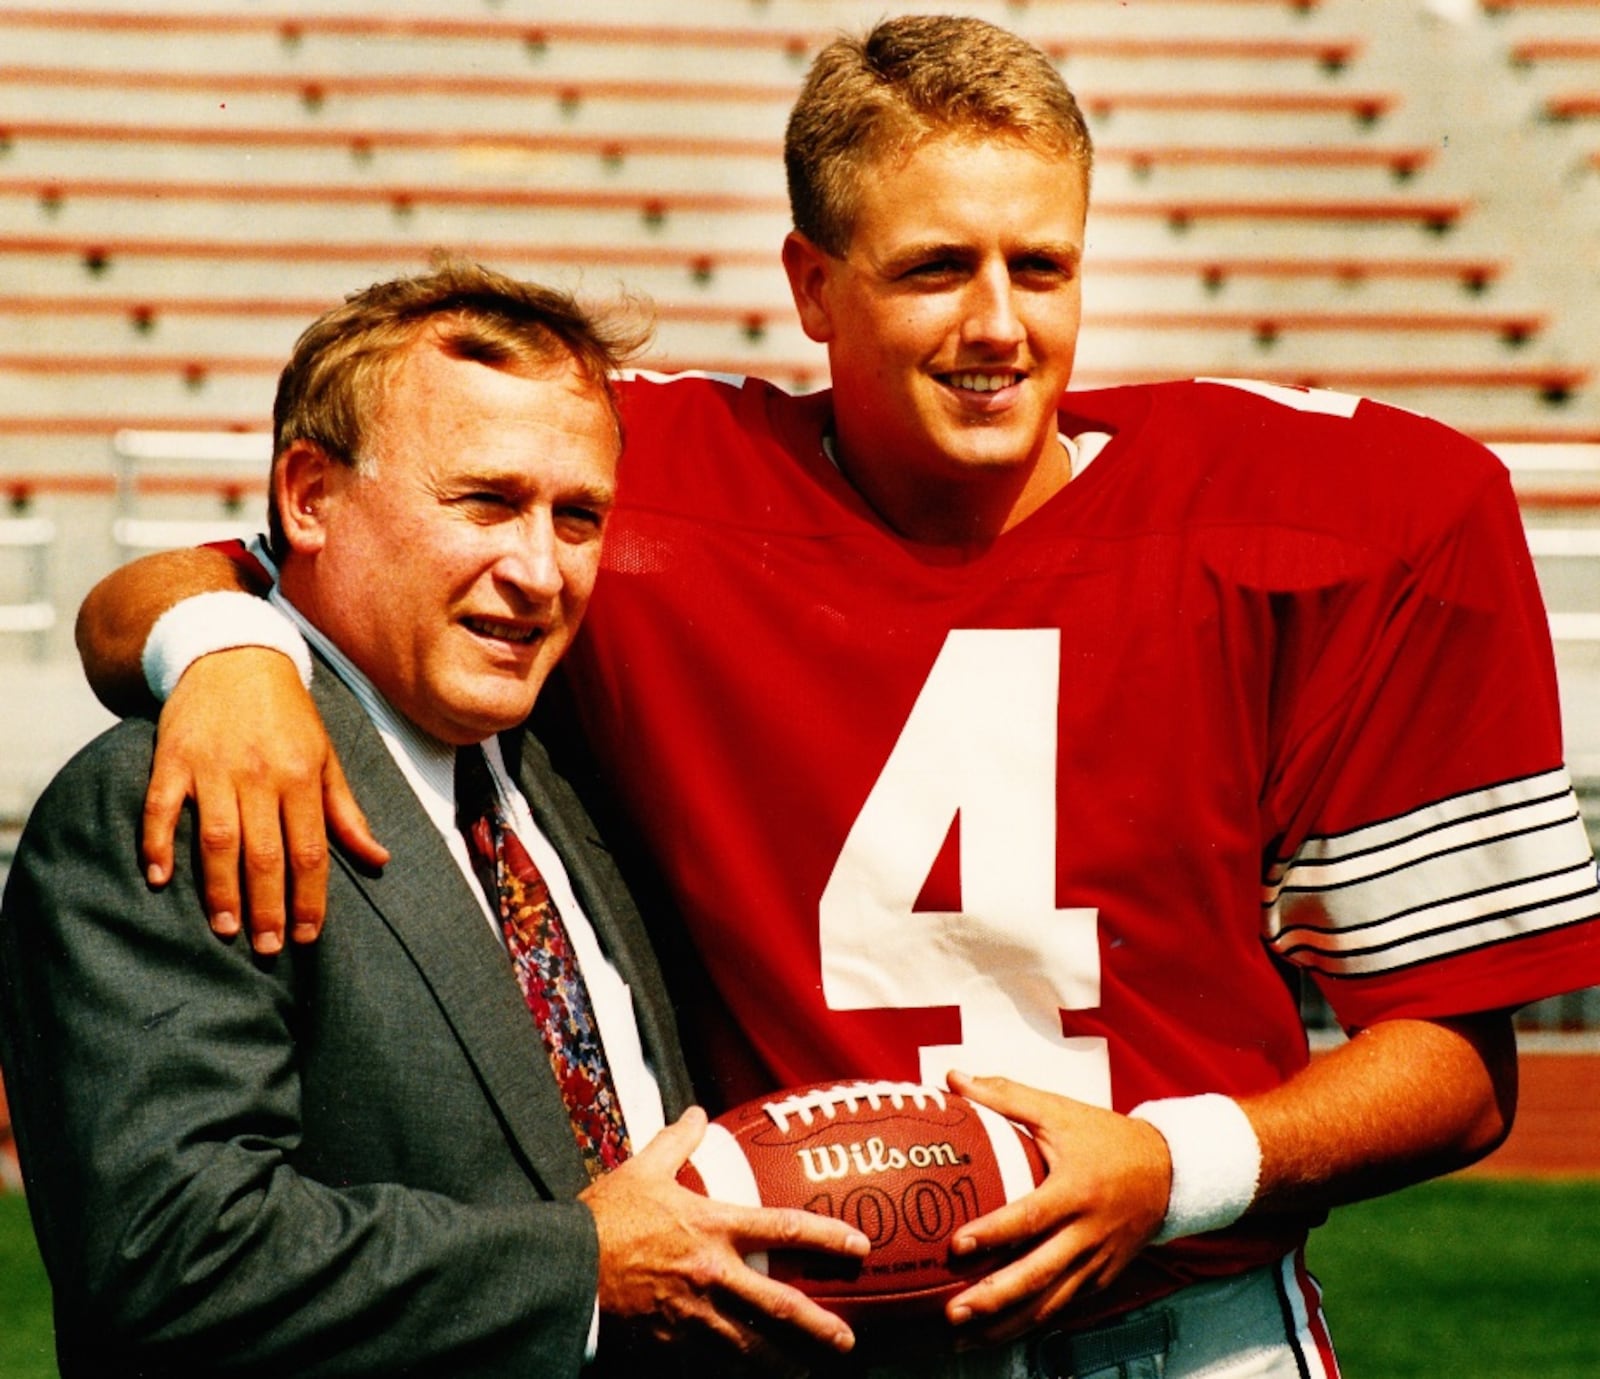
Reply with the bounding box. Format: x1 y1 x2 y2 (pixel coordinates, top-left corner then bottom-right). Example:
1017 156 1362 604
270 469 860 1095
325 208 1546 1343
274 439 341 554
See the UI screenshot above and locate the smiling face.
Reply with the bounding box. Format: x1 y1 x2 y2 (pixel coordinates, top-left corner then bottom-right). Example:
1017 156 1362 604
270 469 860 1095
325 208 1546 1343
783 132 1088 543
279 338 619 745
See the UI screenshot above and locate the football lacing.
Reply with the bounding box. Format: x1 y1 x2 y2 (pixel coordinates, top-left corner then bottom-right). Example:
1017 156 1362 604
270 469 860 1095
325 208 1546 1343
760 1080 947 1134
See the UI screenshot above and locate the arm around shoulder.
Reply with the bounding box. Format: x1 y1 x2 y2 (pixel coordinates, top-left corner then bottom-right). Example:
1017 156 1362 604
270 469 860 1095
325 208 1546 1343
76 545 264 716
75 545 388 947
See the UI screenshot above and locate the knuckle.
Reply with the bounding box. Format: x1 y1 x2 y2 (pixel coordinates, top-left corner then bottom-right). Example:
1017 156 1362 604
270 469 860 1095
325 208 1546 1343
756 1285 800 1327
770 1208 816 1246
688 1250 732 1297
196 820 241 854
142 780 183 814
244 839 285 871
289 838 328 872
1012 1196 1056 1235
283 754 325 784
231 746 274 780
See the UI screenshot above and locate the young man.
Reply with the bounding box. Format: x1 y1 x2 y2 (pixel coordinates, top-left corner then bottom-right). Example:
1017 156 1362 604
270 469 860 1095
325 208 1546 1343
75 17 1600 1379
3 263 868 1378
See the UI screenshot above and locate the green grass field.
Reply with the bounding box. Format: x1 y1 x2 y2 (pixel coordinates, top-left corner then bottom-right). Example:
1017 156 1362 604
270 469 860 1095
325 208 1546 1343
1 1177 1596 1376
1308 1177 1600 1378
0 1194 55 1379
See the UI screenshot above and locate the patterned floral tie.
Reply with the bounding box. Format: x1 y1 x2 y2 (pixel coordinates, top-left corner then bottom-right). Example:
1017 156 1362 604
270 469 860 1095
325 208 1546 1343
455 745 631 1179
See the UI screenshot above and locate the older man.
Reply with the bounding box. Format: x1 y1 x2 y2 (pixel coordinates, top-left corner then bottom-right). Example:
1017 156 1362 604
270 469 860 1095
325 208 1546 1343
0 262 865 1378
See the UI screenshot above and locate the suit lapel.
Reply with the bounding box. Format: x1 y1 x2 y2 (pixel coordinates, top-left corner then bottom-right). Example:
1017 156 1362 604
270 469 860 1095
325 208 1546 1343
506 725 694 1118
312 668 592 1199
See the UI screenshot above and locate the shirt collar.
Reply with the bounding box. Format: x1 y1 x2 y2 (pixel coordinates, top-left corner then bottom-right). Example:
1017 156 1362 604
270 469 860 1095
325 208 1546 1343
265 585 511 835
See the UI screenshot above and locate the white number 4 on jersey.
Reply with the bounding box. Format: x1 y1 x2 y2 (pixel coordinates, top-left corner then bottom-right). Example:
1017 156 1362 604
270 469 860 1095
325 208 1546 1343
819 629 1112 1106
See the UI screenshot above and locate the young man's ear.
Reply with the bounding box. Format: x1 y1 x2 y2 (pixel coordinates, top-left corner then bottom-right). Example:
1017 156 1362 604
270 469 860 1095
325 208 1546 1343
274 439 339 553
781 231 840 345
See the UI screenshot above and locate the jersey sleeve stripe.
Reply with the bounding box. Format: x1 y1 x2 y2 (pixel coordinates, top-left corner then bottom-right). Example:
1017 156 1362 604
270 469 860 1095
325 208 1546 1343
1271 874 1599 970
1264 790 1577 892
1263 771 1600 977
1264 769 1575 886
1272 858 1596 940
1270 810 1588 919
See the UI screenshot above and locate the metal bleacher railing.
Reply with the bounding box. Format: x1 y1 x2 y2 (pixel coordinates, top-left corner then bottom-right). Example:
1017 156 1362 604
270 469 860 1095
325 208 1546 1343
3 0 1596 434
0 512 55 657
110 427 265 560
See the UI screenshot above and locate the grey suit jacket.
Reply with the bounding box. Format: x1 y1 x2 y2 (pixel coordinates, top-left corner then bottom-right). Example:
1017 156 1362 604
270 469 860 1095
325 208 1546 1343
0 660 693 1378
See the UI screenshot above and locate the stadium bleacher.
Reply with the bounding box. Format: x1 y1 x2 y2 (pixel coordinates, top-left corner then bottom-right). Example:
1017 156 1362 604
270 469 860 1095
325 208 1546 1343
0 0 1597 1039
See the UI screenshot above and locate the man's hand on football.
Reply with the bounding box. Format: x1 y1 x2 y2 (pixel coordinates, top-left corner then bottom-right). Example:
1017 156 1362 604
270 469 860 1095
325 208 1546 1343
143 647 388 953
582 1108 867 1370
942 1071 1171 1342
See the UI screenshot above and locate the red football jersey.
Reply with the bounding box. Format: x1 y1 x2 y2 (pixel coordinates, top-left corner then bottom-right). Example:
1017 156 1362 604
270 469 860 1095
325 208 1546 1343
215 372 1600 1321
554 372 1600 1320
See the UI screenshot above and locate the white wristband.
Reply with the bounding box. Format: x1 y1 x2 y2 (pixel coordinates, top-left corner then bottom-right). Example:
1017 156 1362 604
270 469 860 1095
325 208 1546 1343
142 590 313 702
1130 1093 1262 1244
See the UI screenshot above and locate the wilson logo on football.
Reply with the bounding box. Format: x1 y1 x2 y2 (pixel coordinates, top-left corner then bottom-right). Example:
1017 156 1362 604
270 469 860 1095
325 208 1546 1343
796 1136 964 1183
677 1078 1046 1328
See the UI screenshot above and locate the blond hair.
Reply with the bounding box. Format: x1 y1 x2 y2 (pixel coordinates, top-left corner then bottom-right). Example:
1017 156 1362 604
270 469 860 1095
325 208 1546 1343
785 15 1094 257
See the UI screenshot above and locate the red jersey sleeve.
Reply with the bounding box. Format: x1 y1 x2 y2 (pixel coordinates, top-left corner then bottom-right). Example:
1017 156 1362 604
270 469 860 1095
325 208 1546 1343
201 536 275 596
1259 454 1600 1027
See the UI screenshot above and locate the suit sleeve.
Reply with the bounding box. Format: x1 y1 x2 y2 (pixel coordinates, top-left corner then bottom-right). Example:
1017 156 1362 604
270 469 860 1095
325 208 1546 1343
0 721 599 1379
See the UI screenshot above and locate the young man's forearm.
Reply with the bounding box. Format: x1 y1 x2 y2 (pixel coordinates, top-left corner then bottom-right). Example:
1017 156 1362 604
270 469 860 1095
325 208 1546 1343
1243 1010 1517 1215
77 547 262 716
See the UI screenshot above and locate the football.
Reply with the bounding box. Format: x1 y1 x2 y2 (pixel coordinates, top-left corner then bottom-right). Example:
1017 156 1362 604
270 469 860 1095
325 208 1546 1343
677 1079 1046 1328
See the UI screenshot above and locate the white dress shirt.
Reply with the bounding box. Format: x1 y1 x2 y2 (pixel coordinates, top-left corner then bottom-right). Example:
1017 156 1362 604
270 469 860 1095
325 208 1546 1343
264 564 667 1150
